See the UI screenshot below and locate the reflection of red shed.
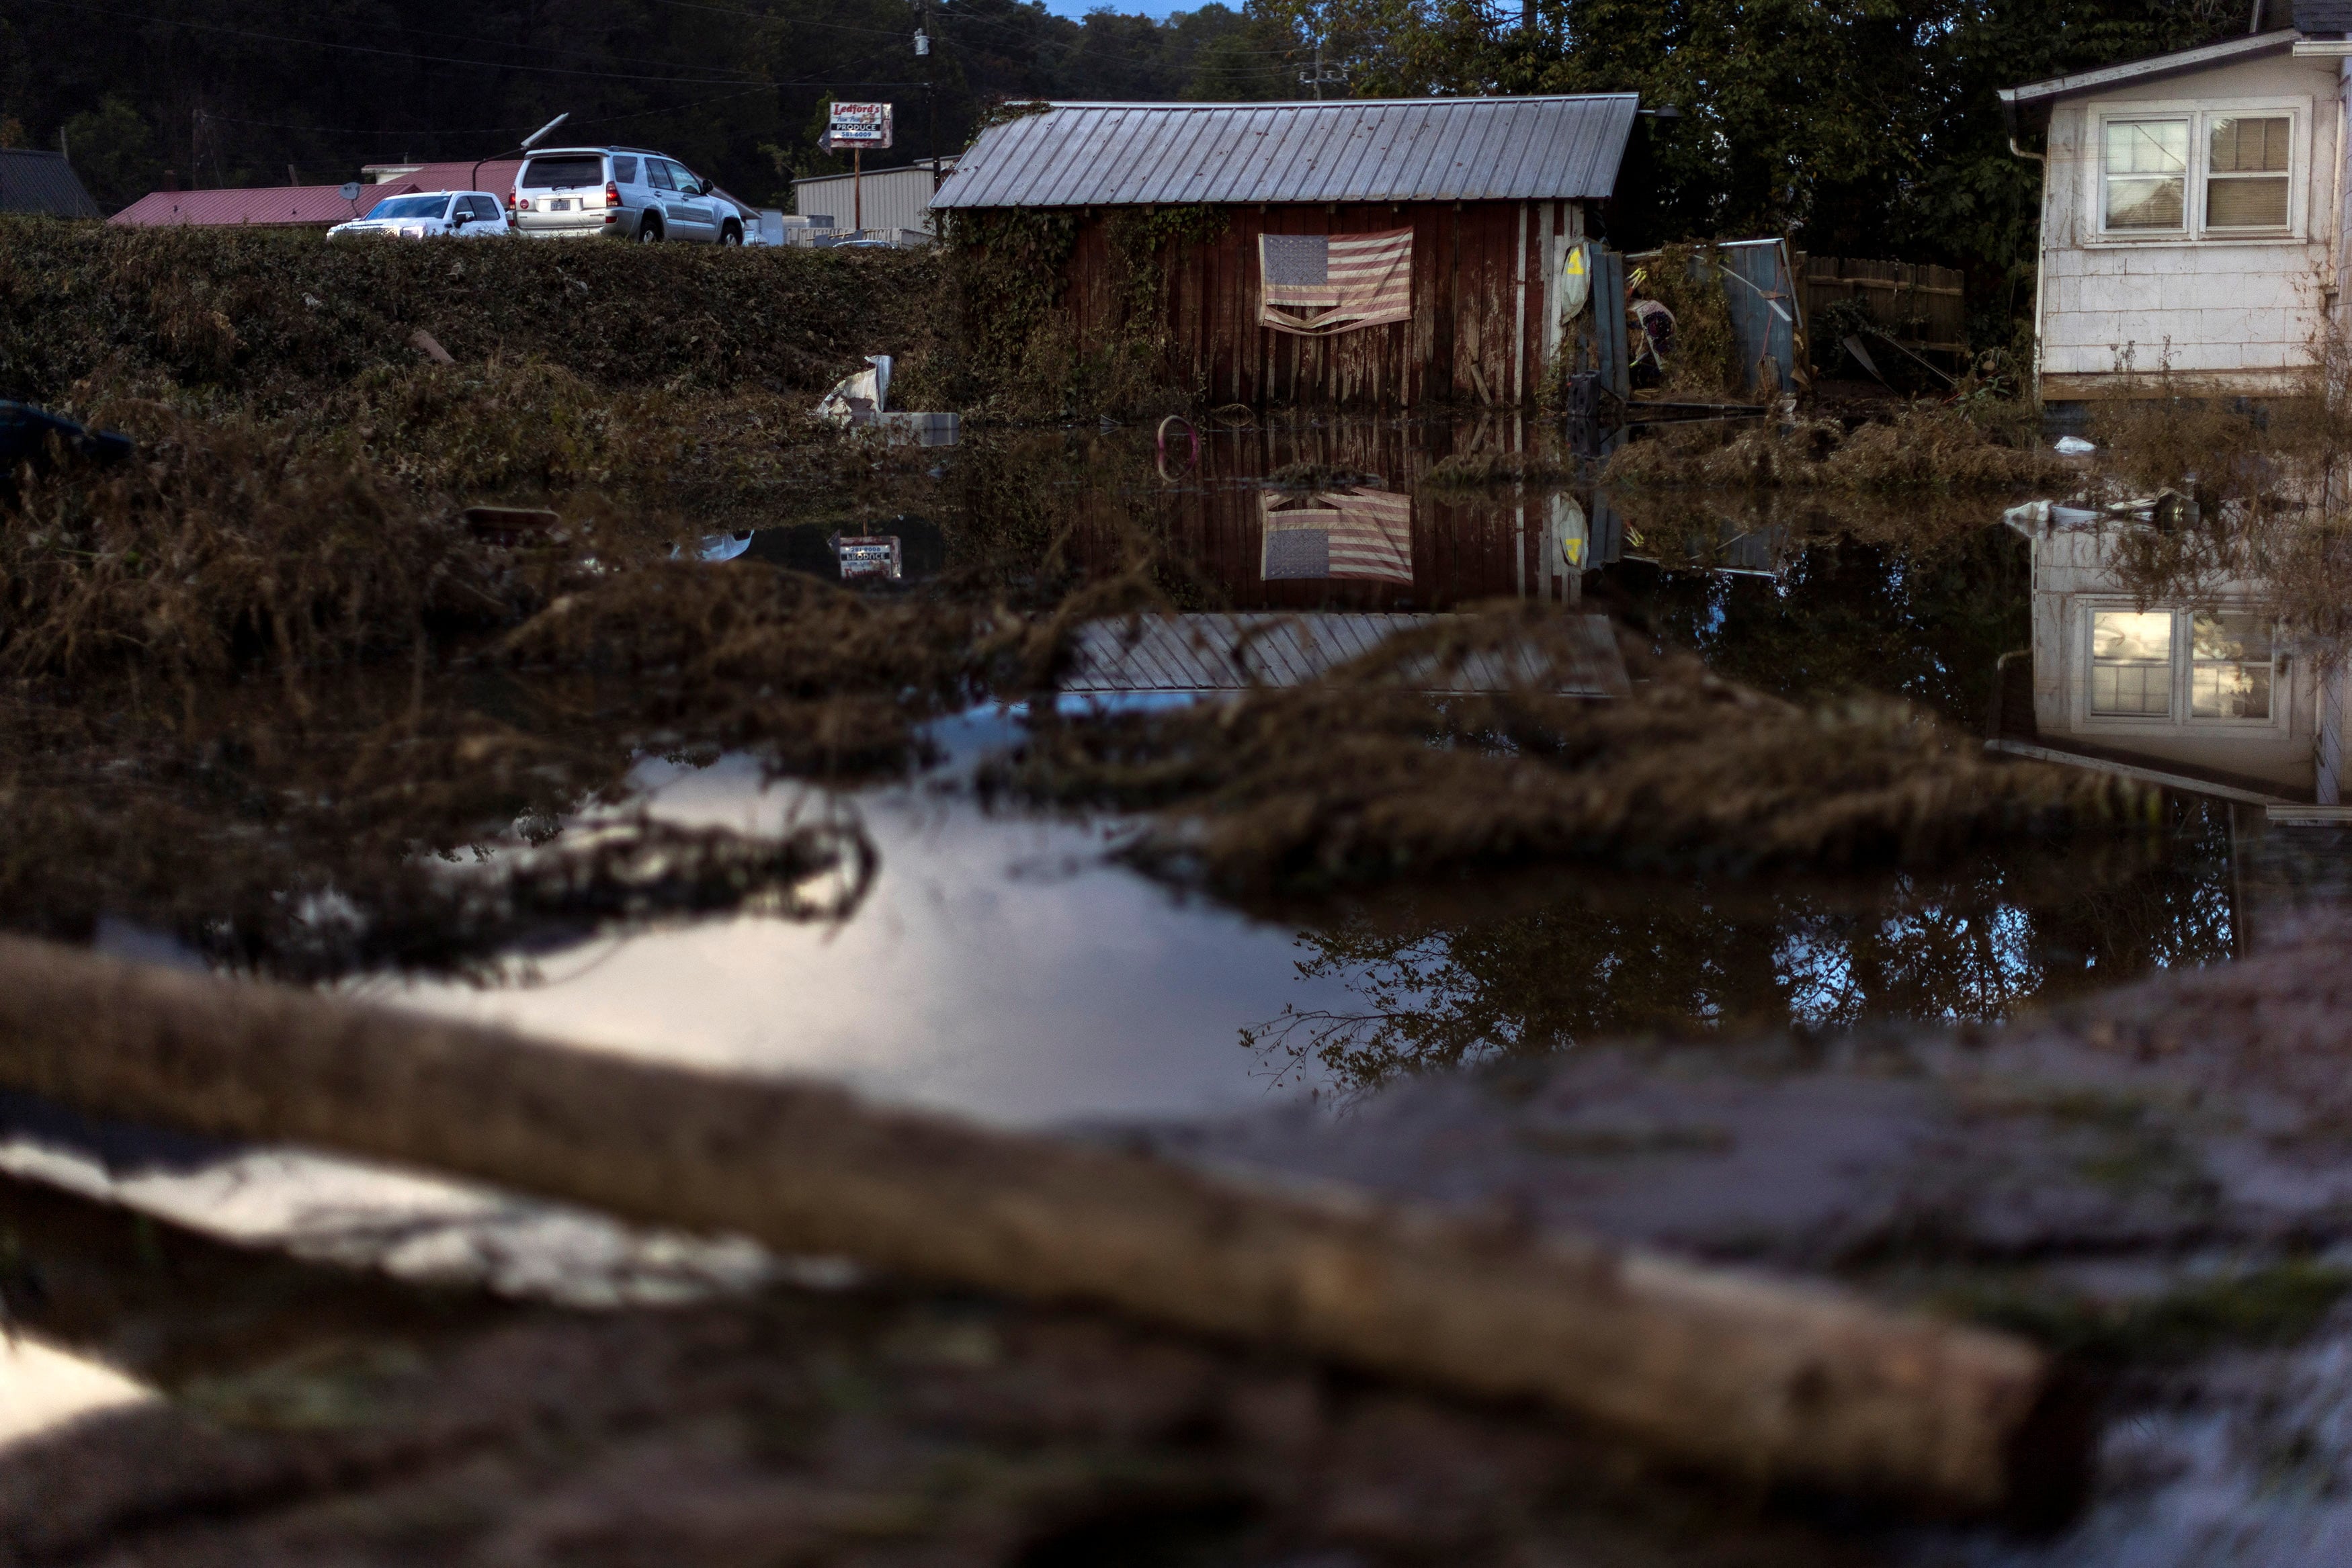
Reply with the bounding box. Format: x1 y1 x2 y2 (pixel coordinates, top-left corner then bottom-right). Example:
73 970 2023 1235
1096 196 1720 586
110 161 522 228
933 97 1636 409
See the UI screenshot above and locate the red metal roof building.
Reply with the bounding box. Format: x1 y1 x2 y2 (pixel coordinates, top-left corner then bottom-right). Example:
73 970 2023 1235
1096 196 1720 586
108 161 523 228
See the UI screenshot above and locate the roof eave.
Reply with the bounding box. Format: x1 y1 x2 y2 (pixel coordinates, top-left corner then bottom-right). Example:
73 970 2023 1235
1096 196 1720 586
1999 30 2304 108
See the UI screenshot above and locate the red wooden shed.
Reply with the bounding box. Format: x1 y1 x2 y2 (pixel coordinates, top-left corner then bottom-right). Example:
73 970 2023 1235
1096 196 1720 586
931 96 1637 409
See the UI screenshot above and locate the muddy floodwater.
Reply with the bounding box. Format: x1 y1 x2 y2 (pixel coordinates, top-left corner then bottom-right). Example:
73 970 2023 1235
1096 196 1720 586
7 416 2349 1566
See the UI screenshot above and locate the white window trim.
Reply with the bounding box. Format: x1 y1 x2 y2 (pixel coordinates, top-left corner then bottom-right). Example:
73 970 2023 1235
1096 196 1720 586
2073 601 2288 733
2083 95 2311 244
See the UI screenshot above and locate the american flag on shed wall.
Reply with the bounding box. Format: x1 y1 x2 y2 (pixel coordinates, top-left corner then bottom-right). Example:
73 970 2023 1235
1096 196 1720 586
1259 490 1415 584
1259 229 1413 337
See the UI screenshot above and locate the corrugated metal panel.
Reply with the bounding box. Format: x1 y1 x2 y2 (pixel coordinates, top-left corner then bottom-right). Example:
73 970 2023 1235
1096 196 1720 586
111 183 411 228
1064 613 1628 696
790 165 943 232
0 150 101 218
385 159 523 194
110 162 524 228
936 96 1637 209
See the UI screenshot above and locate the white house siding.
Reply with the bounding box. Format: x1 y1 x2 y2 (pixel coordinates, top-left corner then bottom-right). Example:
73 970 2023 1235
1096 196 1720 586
2038 52 2343 400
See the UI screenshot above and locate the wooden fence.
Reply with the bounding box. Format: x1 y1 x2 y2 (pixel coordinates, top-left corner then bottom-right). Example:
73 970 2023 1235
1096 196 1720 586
1798 255 1967 354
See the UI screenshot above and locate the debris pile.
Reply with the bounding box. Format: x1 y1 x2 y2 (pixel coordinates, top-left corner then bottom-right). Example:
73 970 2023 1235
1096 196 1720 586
1004 609 2146 894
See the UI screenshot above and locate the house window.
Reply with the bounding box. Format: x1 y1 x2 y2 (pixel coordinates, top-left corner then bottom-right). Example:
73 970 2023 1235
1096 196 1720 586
2191 612 2274 718
2206 116 2292 228
2091 611 2174 715
2104 119 2189 231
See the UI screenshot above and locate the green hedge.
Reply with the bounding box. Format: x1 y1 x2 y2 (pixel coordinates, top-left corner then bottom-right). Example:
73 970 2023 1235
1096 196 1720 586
0 218 942 411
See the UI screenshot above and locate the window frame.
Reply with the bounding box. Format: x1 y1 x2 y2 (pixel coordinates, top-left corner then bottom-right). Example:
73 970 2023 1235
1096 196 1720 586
2075 601 2287 732
2085 97 2308 243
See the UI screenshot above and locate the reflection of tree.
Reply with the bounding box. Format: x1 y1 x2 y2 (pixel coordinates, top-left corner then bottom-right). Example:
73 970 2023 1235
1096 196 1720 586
1603 526 2031 728
1250 803 2237 1099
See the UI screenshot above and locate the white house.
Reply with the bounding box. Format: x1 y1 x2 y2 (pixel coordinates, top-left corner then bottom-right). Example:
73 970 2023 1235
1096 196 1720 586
2001 3 2352 410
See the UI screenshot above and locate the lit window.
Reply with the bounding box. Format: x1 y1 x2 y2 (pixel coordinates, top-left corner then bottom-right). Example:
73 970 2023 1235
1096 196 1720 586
2191 612 2274 719
2105 120 2188 231
2206 116 2291 228
2091 611 2173 715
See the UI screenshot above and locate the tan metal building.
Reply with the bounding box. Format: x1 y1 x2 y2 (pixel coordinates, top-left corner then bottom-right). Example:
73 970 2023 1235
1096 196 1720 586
790 161 952 234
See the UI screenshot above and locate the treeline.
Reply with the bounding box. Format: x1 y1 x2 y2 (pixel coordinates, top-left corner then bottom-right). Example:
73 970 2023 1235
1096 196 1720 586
0 0 2264 343
0 0 1307 214
1300 0 2259 343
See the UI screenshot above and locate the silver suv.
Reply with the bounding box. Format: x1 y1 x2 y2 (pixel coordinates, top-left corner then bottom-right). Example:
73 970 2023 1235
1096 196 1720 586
510 147 743 244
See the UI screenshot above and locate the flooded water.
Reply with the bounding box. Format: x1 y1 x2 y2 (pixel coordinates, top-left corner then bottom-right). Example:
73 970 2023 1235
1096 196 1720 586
7 413 2344 1563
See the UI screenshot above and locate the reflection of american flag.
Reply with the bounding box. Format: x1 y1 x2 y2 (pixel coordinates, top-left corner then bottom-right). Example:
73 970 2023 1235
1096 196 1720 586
1260 490 1415 584
1259 229 1413 337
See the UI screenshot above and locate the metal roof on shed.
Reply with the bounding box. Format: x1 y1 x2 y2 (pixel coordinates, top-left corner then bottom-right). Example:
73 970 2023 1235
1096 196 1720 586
0 150 101 218
933 95 1638 210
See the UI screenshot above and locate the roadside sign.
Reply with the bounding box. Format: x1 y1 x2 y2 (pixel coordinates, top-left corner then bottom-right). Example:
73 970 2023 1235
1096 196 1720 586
825 102 893 150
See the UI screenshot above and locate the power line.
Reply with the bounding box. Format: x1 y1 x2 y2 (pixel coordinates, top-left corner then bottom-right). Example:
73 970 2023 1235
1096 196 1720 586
15 0 771 85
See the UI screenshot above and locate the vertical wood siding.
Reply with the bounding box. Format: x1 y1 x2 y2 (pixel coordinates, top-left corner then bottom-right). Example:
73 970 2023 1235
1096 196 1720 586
1050 201 1569 408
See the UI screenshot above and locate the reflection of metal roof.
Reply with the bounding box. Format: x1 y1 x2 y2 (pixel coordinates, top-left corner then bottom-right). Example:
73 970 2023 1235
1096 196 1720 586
0 150 101 218
1064 613 1630 697
935 96 1637 210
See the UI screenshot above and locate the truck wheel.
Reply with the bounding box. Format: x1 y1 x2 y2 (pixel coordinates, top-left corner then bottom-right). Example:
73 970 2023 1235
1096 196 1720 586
636 217 663 243
720 222 743 247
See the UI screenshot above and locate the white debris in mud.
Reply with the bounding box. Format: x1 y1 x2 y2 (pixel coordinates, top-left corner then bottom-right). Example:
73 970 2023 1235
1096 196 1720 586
0 1136 859 1308
0 1335 157 1453
1923 1311 2352 1567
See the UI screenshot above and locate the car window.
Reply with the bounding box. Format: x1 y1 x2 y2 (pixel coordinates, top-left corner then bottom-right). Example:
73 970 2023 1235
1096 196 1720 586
611 157 637 184
645 160 676 191
671 165 701 194
367 195 447 220
521 154 603 189
466 195 499 220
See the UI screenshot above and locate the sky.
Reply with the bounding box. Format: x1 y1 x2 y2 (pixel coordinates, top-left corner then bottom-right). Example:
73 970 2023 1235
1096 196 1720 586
1038 0 1193 18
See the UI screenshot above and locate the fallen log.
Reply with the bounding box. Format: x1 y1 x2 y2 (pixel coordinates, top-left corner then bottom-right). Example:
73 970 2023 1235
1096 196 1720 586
0 934 2090 1519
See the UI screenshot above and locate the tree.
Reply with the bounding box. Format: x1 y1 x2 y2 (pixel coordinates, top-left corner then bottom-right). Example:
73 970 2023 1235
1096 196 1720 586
61 95 155 212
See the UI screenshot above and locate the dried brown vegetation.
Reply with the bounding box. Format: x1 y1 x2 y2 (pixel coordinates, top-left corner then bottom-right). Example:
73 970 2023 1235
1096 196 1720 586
0 221 940 415
1002 609 2146 895
1603 406 2072 494
0 677 872 982
0 404 548 679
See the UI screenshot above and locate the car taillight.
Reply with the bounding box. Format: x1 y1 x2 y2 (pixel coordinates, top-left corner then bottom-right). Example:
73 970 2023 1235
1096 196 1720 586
605 182 620 209
504 190 515 212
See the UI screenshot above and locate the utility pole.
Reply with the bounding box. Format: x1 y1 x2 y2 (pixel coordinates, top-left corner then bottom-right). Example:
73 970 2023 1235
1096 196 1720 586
915 2 935 160
1299 40 1344 99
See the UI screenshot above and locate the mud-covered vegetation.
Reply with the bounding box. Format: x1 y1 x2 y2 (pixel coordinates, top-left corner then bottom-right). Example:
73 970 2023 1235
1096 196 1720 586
1001 610 2145 896
1603 404 2074 493
0 675 882 982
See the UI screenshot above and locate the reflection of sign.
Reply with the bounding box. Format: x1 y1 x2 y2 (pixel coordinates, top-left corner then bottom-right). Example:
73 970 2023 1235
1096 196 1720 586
835 535 902 580
1553 494 1588 569
825 102 894 150
1259 490 1413 584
